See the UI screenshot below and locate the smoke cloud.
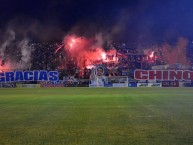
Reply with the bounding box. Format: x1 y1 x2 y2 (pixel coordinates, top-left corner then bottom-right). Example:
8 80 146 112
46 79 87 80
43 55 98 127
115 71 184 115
0 29 33 71
162 37 189 65
143 37 189 65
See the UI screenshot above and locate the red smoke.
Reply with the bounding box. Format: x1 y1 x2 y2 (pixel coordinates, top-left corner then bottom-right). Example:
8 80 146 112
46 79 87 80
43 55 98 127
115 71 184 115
144 37 189 65
163 37 189 65
55 34 117 69
0 59 12 72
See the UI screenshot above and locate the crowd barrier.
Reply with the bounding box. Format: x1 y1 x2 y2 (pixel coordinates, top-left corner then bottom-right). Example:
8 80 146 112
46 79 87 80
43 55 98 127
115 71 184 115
1 81 193 88
1 70 193 88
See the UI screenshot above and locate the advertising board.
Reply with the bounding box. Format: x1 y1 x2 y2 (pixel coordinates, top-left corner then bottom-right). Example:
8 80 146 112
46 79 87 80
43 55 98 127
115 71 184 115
112 83 128 87
16 84 40 88
137 83 162 87
0 83 16 88
40 81 64 87
162 81 179 87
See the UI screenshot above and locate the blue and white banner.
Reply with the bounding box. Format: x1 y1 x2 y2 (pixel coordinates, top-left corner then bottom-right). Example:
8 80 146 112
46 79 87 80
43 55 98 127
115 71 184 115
0 70 59 83
89 66 107 87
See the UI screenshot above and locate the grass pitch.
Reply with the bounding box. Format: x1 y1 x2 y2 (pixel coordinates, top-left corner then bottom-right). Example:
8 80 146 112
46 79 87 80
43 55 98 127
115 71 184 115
0 88 193 145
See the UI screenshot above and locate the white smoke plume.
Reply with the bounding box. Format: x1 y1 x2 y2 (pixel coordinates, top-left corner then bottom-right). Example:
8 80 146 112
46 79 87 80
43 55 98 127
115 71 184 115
0 30 15 59
18 39 32 69
0 29 33 71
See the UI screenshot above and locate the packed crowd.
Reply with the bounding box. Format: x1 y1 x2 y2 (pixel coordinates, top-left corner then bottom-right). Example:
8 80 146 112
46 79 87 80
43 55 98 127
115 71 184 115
1 42 192 80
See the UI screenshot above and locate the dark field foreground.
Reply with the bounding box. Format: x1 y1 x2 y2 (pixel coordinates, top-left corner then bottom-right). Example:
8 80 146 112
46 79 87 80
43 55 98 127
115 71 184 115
0 88 193 145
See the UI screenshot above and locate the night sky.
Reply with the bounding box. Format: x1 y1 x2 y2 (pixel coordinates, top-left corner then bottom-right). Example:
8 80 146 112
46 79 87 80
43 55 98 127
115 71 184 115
1 0 193 44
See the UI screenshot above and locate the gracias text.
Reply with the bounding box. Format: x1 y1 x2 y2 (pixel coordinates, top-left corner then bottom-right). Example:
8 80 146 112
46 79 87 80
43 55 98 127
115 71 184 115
0 71 59 82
